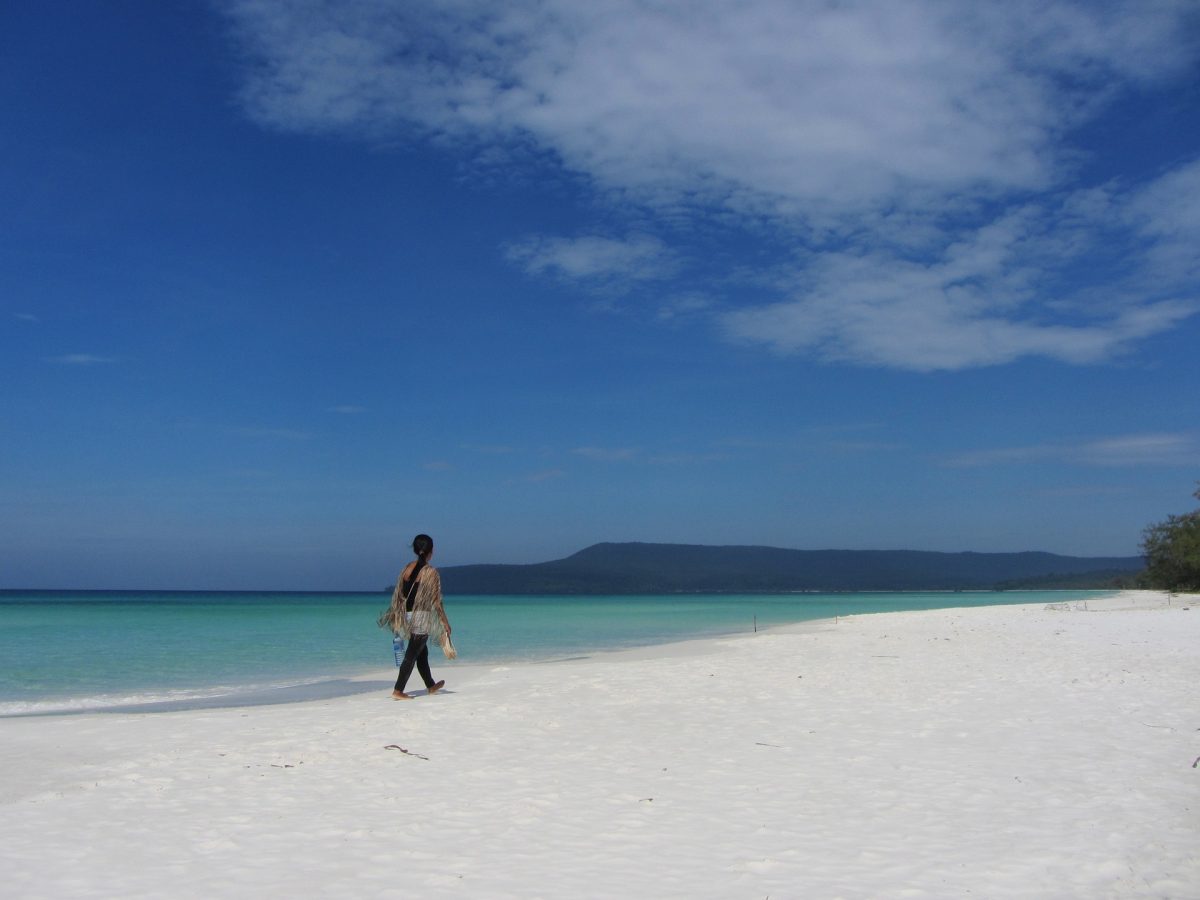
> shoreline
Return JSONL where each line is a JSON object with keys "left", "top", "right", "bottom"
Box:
{"left": 0, "top": 619, "right": 812, "bottom": 719}
{"left": 1, "top": 588, "right": 1135, "bottom": 719}
{"left": 3, "top": 590, "right": 1196, "bottom": 897}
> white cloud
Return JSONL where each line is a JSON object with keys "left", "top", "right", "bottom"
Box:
{"left": 656, "top": 293, "right": 715, "bottom": 322}
{"left": 47, "top": 354, "right": 115, "bottom": 365}
{"left": 720, "top": 175, "right": 1200, "bottom": 370}
{"left": 463, "top": 443, "right": 519, "bottom": 455}
{"left": 572, "top": 446, "right": 637, "bottom": 462}
{"left": 327, "top": 405, "right": 368, "bottom": 414}
{"left": 1078, "top": 434, "right": 1200, "bottom": 467}
{"left": 520, "top": 468, "right": 566, "bottom": 483}
{"left": 15, "top": 313, "right": 39, "bottom": 323}
{"left": 225, "top": 0, "right": 1194, "bottom": 217}
{"left": 233, "top": 426, "right": 312, "bottom": 440}
{"left": 505, "top": 234, "right": 675, "bottom": 284}
{"left": 223, "top": 0, "right": 1200, "bottom": 370}
{"left": 646, "top": 450, "right": 730, "bottom": 465}
{"left": 946, "top": 432, "right": 1199, "bottom": 468}
{"left": 1123, "top": 158, "right": 1200, "bottom": 284}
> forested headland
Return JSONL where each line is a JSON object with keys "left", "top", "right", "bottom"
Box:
{"left": 437, "top": 542, "right": 1143, "bottom": 595}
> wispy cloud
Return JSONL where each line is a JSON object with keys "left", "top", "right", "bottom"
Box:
{"left": 47, "top": 354, "right": 115, "bottom": 365}
{"left": 1122, "top": 160, "right": 1200, "bottom": 286}
{"left": 719, "top": 183, "right": 1200, "bottom": 370}
{"left": 327, "top": 404, "right": 367, "bottom": 414}
{"left": 945, "top": 432, "right": 1199, "bottom": 468}
{"left": 223, "top": 0, "right": 1199, "bottom": 370}
{"left": 520, "top": 468, "right": 566, "bottom": 483}
{"left": 827, "top": 440, "right": 906, "bottom": 454}
{"left": 1078, "top": 434, "right": 1200, "bottom": 467}
{"left": 505, "top": 234, "right": 676, "bottom": 285}
{"left": 572, "top": 446, "right": 637, "bottom": 462}
{"left": 232, "top": 426, "right": 312, "bottom": 441}
{"left": 646, "top": 450, "right": 730, "bottom": 466}
{"left": 656, "top": 293, "right": 715, "bottom": 322}
{"left": 1032, "top": 485, "right": 1136, "bottom": 499}
{"left": 15, "top": 313, "right": 39, "bottom": 323}
{"left": 463, "top": 443, "right": 519, "bottom": 455}
{"left": 226, "top": 1, "right": 1192, "bottom": 212}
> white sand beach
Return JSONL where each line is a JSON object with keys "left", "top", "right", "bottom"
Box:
{"left": 2, "top": 591, "right": 1197, "bottom": 899}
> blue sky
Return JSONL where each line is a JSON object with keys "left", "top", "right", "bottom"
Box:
{"left": 3, "top": 1, "right": 1198, "bottom": 589}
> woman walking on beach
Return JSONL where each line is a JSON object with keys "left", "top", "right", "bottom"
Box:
{"left": 379, "top": 534, "right": 452, "bottom": 699}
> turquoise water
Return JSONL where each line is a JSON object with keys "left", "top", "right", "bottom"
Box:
{"left": 0, "top": 589, "right": 1112, "bottom": 715}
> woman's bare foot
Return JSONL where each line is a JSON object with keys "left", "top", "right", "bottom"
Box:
{"left": 391, "top": 690, "right": 412, "bottom": 700}
{"left": 427, "top": 680, "right": 445, "bottom": 695}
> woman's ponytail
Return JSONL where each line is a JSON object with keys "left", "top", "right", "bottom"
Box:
{"left": 409, "top": 533, "right": 434, "bottom": 580}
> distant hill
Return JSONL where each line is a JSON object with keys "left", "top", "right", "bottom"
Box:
{"left": 438, "top": 542, "right": 1145, "bottom": 594}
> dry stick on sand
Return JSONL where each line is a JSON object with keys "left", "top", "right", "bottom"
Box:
{"left": 384, "top": 745, "right": 429, "bottom": 760}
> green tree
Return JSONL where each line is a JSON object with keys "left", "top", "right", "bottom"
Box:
{"left": 1140, "top": 484, "right": 1200, "bottom": 592}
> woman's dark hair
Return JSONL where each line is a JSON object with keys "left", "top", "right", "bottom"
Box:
{"left": 403, "top": 534, "right": 435, "bottom": 606}
{"left": 412, "top": 534, "right": 434, "bottom": 559}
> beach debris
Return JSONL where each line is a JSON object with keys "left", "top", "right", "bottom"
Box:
{"left": 384, "top": 744, "right": 429, "bottom": 760}
{"left": 1192, "top": 756, "right": 1199, "bottom": 768}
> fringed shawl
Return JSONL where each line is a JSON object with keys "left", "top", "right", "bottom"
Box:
{"left": 378, "top": 564, "right": 448, "bottom": 640}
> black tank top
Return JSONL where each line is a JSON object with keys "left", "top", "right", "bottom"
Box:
{"left": 402, "top": 560, "right": 427, "bottom": 611}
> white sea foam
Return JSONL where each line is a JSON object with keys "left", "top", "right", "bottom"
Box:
{"left": 0, "top": 677, "right": 362, "bottom": 717}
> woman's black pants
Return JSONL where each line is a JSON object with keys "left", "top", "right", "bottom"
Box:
{"left": 395, "top": 634, "right": 434, "bottom": 692}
